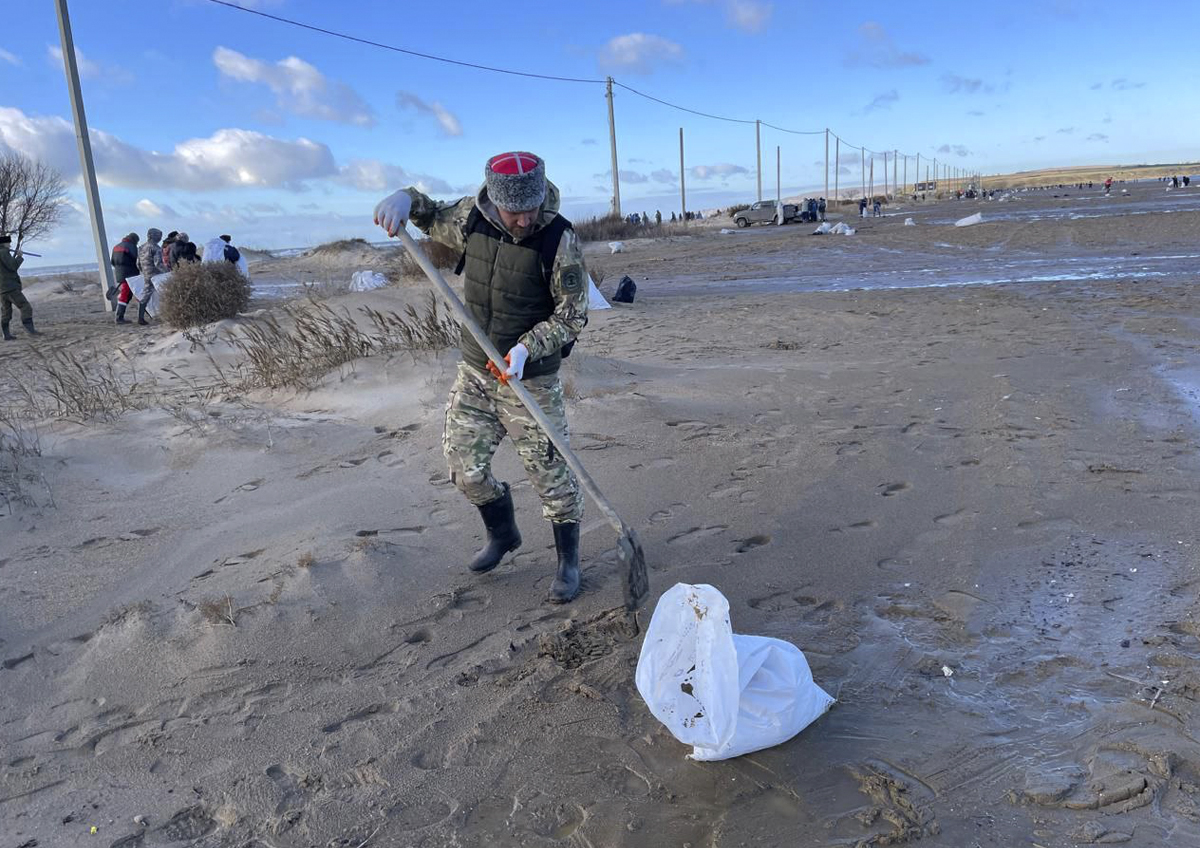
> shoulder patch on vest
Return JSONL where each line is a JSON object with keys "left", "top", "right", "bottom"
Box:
{"left": 561, "top": 266, "right": 583, "bottom": 293}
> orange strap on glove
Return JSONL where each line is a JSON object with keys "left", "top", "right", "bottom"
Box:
{"left": 487, "top": 343, "right": 529, "bottom": 384}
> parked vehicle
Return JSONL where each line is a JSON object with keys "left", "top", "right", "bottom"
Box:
{"left": 733, "top": 200, "right": 799, "bottom": 227}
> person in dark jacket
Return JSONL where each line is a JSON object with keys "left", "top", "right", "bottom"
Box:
{"left": 110, "top": 232, "right": 140, "bottom": 322}
{"left": 170, "top": 232, "right": 200, "bottom": 266}
{"left": 1, "top": 235, "right": 37, "bottom": 339}
{"left": 161, "top": 231, "right": 178, "bottom": 271}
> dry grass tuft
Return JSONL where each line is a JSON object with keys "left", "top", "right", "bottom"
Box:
{"left": 310, "top": 237, "right": 372, "bottom": 255}
{"left": 574, "top": 215, "right": 691, "bottom": 243}
{"left": 228, "top": 293, "right": 459, "bottom": 390}
{"left": 18, "top": 347, "right": 146, "bottom": 421}
{"left": 159, "top": 261, "right": 252, "bottom": 328}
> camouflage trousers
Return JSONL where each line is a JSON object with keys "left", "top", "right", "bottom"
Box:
{"left": 443, "top": 361, "right": 582, "bottom": 524}
{"left": 1, "top": 290, "right": 32, "bottom": 324}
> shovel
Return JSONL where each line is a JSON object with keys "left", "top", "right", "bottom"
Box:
{"left": 394, "top": 228, "right": 649, "bottom": 611}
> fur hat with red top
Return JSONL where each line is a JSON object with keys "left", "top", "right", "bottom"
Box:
{"left": 484, "top": 151, "right": 546, "bottom": 212}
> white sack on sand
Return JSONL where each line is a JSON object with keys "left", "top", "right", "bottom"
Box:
{"left": 954, "top": 212, "right": 983, "bottom": 227}
{"left": 813, "top": 222, "right": 833, "bottom": 235}
{"left": 636, "top": 583, "right": 834, "bottom": 761}
{"left": 349, "top": 271, "right": 389, "bottom": 292}
{"left": 830, "top": 222, "right": 855, "bottom": 236}
{"left": 904, "top": 218, "right": 916, "bottom": 226}
{"left": 588, "top": 275, "right": 610, "bottom": 310}
{"left": 608, "top": 241, "right": 624, "bottom": 254}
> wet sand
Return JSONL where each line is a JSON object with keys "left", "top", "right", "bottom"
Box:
{"left": 2, "top": 182, "right": 1200, "bottom": 847}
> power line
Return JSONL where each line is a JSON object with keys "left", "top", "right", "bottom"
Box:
{"left": 203, "top": 0, "right": 604, "bottom": 84}
{"left": 611, "top": 81, "right": 755, "bottom": 126}
{"left": 760, "top": 121, "right": 823, "bottom": 136}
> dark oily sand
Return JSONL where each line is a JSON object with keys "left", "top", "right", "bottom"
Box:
{"left": 2, "top": 185, "right": 1200, "bottom": 846}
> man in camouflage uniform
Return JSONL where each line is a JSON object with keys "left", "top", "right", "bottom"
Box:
{"left": 0, "top": 234, "right": 37, "bottom": 340}
{"left": 374, "top": 152, "right": 588, "bottom": 603}
{"left": 135, "top": 227, "right": 168, "bottom": 325}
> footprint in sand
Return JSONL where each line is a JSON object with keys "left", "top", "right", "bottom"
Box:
{"left": 338, "top": 458, "right": 369, "bottom": 468}
{"left": 667, "top": 525, "right": 728, "bottom": 545}
{"left": 836, "top": 441, "right": 864, "bottom": 456}
{"left": 749, "top": 591, "right": 820, "bottom": 613}
{"left": 831, "top": 520, "right": 876, "bottom": 533}
{"left": 933, "top": 509, "right": 971, "bottom": 526}
{"left": 879, "top": 482, "right": 911, "bottom": 497}
{"left": 736, "top": 535, "right": 772, "bottom": 553}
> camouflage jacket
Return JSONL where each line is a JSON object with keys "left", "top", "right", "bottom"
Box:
{"left": 404, "top": 180, "right": 588, "bottom": 363}
{"left": 0, "top": 247, "right": 23, "bottom": 293}
{"left": 137, "top": 240, "right": 167, "bottom": 281}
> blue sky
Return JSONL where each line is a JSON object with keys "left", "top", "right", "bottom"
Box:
{"left": 2, "top": 0, "right": 1196, "bottom": 264}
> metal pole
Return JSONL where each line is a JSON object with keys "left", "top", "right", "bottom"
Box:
{"left": 882, "top": 151, "right": 888, "bottom": 199}
{"left": 903, "top": 155, "right": 907, "bottom": 196}
{"left": 55, "top": 0, "right": 115, "bottom": 312}
{"left": 915, "top": 152, "right": 920, "bottom": 193}
{"left": 869, "top": 156, "right": 874, "bottom": 201}
{"left": 835, "top": 137, "right": 840, "bottom": 203}
{"left": 755, "top": 119, "right": 762, "bottom": 202}
{"left": 933, "top": 158, "right": 938, "bottom": 195}
{"left": 776, "top": 145, "right": 781, "bottom": 224}
{"left": 893, "top": 149, "right": 898, "bottom": 198}
{"left": 678, "top": 126, "right": 686, "bottom": 223}
{"left": 824, "top": 128, "right": 829, "bottom": 205}
{"left": 861, "top": 147, "right": 865, "bottom": 200}
{"left": 605, "top": 77, "right": 621, "bottom": 218}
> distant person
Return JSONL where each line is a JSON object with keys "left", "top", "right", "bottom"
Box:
{"left": 873, "top": 199, "right": 882, "bottom": 217}
{"left": 1104, "top": 177, "right": 1113, "bottom": 195}
{"left": 1185, "top": 176, "right": 1191, "bottom": 187}
{"left": 0, "top": 234, "right": 37, "bottom": 340}
{"left": 670, "top": 211, "right": 677, "bottom": 222}
{"left": 135, "top": 228, "right": 168, "bottom": 325}
{"left": 109, "top": 231, "right": 140, "bottom": 323}
{"left": 859, "top": 197, "right": 867, "bottom": 218}
{"left": 161, "top": 231, "right": 179, "bottom": 271}
{"left": 170, "top": 232, "right": 197, "bottom": 266}
{"left": 1173, "top": 175, "right": 1180, "bottom": 189}
{"left": 204, "top": 234, "right": 249, "bottom": 276}
{"left": 818, "top": 197, "right": 827, "bottom": 221}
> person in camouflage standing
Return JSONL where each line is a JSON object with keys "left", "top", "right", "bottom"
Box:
{"left": 135, "top": 227, "right": 168, "bottom": 325}
{"left": 1, "top": 234, "right": 38, "bottom": 340}
{"left": 374, "top": 152, "right": 589, "bottom": 603}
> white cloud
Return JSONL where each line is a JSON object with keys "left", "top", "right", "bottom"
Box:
{"left": 0, "top": 48, "right": 20, "bottom": 66}
{"left": 595, "top": 169, "right": 649, "bottom": 184}
{"left": 134, "top": 199, "right": 178, "bottom": 219}
{"left": 213, "top": 47, "right": 375, "bottom": 127}
{"left": 651, "top": 168, "right": 677, "bottom": 184}
{"left": 1086, "top": 133, "right": 1109, "bottom": 142}
{"left": 936, "top": 144, "right": 971, "bottom": 157}
{"left": 726, "top": 0, "right": 773, "bottom": 32}
{"left": 598, "top": 34, "right": 685, "bottom": 75}
{"left": 0, "top": 107, "right": 338, "bottom": 191}
{"left": 336, "top": 159, "right": 459, "bottom": 196}
{"left": 863, "top": 89, "right": 899, "bottom": 114}
{"left": 395, "top": 91, "right": 463, "bottom": 137}
{"left": 47, "top": 44, "right": 101, "bottom": 78}
{"left": 689, "top": 163, "right": 749, "bottom": 180}
{"left": 942, "top": 73, "right": 994, "bottom": 95}
{"left": 847, "top": 23, "right": 929, "bottom": 68}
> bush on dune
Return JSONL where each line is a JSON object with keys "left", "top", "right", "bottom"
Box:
{"left": 159, "top": 261, "right": 252, "bottom": 328}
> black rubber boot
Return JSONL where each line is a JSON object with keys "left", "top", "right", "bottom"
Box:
{"left": 548, "top": 522, "right": 581, "bottom": 603}
{"left": 1, "top": 322, "right": 13, "bottom": 341}
{"left": 115, "top": 304, "right": 127, "bottom": 324}
{"left": 21, "top": 318, "right": 38, "bottom": 336}
{"left": 468, "top": 484, "right": 521, "bottom": 573}
{"left": 137, "top": 303, "right": 148, "bottom": 325}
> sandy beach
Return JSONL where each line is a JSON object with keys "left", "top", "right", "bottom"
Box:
{"left": 3, "top": 181, "right": 1200, "bottom": 847}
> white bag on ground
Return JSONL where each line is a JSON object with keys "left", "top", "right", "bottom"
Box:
{"left": 904, "top": 217, "right": 916, "bottom": 226}
{"left": 830, "top": 222, "right": 856, "bottom": 236}
{"left": 349, "top": 270, "right": 389, "bottom": 292}
{"left": 636, "top": 583, "right": 834, "bottom": 761}
{"left": 813, "top": 221, "right": 833, "bottom": 235}
{"left": 587, "top": 275, "right": 610, "bottom": 310}
{"left": 608, "top": 241, "right": 624, "bottom": 254}
{"left": 954, "top": 212, "right": 983, "bottom": 227}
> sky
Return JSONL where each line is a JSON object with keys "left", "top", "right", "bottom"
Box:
{"left": 2, "top": 0, "right": 1196, "bottom": 265}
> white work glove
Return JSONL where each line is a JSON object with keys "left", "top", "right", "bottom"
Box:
{"left": 373, "top": 189, "right": 412, "bottom": 236}
{"left": 487, "top": 343, "right": 529, "bottom": 384}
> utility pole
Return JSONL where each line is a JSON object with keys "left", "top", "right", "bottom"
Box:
{"left": 776, "top": 145, "right": 782, "bottom": 225}
{"left": 860, "top": 147, "right": 865, "bottom": 200}
{"left": 915, "top": 152, "right": 920, "bottom": 192}
{"left": 903, "top": 155, "right": 907, "bottom": 196}
{"left": 824, "top": 128, "right": 830, "bottom": 204}
{"left": 933, "top": 158, "right": 938, "bottom": 194}
{"left": 834, "top": 137, "right": 840, "bottom": 203}
{"left": 893, "top": 150, "right": 898, "bottom": 197}
{"left": 678, "top": 127, "right": 686, "bottom": 224}
{"left": 605, "top": 77, "right": 621, "bottom": 218}
{"left": 883, "top": 151, "right": 888, "bottom": 199}
{"left": 55, "top": 0, "right": 115, "bottom": 312}
{"left": 755, "top": 119, "right": 762, "bottom": 202}
{"left": 869, "top": 155, "right": 874, "bottom": 201}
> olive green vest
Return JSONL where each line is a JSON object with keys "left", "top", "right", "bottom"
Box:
{"left": 459, "top": 212, "right": 569, "bottom": 379}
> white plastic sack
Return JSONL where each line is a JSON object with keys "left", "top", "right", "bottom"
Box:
{"left": 830, "top": 222, "right": 856, "bottom": 236}
{"left": 125, "top": 272, "right": 167, "bottom": 317}
{"left": 812, "top": 222, "right": 833, "bottom": 235}
{"left": 587, "top": 275, "right": 610, "bottom": 310}
{"left": 954, "top": 212, "right": 983, "bottom": 227}
{"left": 719, "top": 228, "right": 736, "bottom": 234}
{"left": 608, "top": 241, "right": 625, "bottom": 254}
{"left": 904, "top": 217, "right": 916, "bottom": 226}
{"left": 635, "top": 583, "right": 834, "bottom": 761}
{"left": 203, "top": 237, "right": 251, "bottom": 279}
{"left": 349, "top": 270, "right": 388, "bottom": 292}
